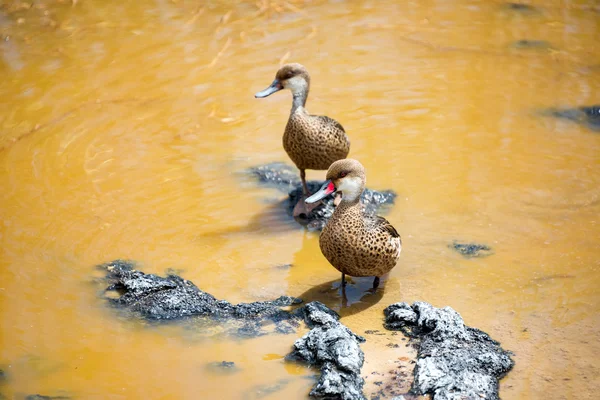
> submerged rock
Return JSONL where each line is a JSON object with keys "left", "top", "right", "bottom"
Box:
{"left": 248, "top": 162, "right": 301, "bottom": 192}
{"left": 286, "top": 302, "right": 367, "bottom": 400}
{"left": 546, "top": 105, "right": 600, "bottom": 132}
{"left": 248, "top": 162, "right": 396, "bottom": 230}
{"left": 450, "top": 241, "right": 493, "bottom": 258}
{"left": 244, "top": 378, "right": 291, "bottom": 400}
{"left": 384, "top": 302, "right": 514, "bottom": 400}
{"left": 205, "top": 361, "right": 240, "bottom": 375}
{"left": 503, "top": 3, "right": 540, "bottom": 13}
{"left": 510, "top": 39, "right": 551, "bottom": 49}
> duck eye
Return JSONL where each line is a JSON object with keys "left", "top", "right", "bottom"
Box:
{"left": 339, "top": 171, "right": 347, "bottom": 178}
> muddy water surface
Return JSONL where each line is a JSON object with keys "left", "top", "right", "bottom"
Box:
{"left": 1, "top": 0, "right": 599, "bottom": 399}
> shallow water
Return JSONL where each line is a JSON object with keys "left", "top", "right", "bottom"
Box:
{"left": 1, "top": 0, "right": 599, "bottom": 398}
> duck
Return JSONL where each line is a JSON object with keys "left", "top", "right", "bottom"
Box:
{"left": 305, "top": 159, "right": 401, "bottom": 290}
{"left": 255, "top": 63, "right": 350, "bottom": 217}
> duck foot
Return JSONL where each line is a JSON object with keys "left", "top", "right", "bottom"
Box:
{"left": 293, "top": 195, "right": 322, "bottom": 218}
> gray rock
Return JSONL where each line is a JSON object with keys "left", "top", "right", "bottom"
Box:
{"left": 248, "top": 162, "right": 302, "bottom": 191}
{"left": 248, "top": 162, "right": 396, "bottom": 231}
{"left": 546, "top": 105, "right": 600, "bottom": 132}
{"left": 449, "top": 241, "right": 493, "bottom": 258}
{"left": 287, "top": 302, "right": 366, "bottom": 400}
{"left": 100, "top": 260, "right": 302, "bottom": 337}
{"left": 384, "top": 302, "right": 514, "bottom": 400}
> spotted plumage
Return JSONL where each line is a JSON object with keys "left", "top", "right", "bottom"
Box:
{"left": 255, "top": 63, "right": 350, "bottom": 199}
{"left": 305, "top": 159, "right": 402, "bottom": 288}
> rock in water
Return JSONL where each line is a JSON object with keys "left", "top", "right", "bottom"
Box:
{"left": 546, "top": 105, "right": 600, "bottom": 132}
{"left": 248, "top": 162, "right": 301, "bottom": 192}
{"left": 248, "top": 162, "right": 396, "bottom": 231}
{"left": 205, "top": 361, "right": 240, "bottom": 375}
{"left": 287, "top": 302, "right": 367, "bottom": 400}
{"left": 384, "top": 302, "right": 514, "bottom": 400}
{"left": 99, "top": 261, "right": 369, "bottom": 399}
{"left": 450, "top": 241, "right": 493, "bottom": 258}
{"left": 100, "top": 260, "right": 301, "bottom": 333}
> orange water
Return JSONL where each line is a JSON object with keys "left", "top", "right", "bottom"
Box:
{"left": 1, "top": 0, "right": 599, "bottom": 399}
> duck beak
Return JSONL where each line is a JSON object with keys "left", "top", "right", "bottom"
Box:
{"left": 305, "top": 180, "right": 336, "bottom": 204}
{"left": 255, "top": 79, "right": 283, "bottom": 98}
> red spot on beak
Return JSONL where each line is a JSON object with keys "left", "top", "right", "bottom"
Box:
{"left": 326, "top": 181, "right": 335, "bottom": 194}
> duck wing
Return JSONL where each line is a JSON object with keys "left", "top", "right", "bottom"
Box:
{"left": 368, "top": 215, "right": 401, "bottom": 239}
{"left": 313, "top": 115, "right": 346, "bottom": 133}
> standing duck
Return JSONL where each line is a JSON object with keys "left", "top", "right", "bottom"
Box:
{"left": 305, "top": 159, "right": 401, "bottom": 289}
{"left": 255, "top": 63, "right": 350, "bottom": 217}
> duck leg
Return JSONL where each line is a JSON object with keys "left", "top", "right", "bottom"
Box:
{"left": 300, "top": 169, "right": 310, "bottom": 196}
{"left": 372, "top": 276, "right": 380, "bottom": 290}
{"left": 341, "top": 273, "right": 346, "bottom": 287}
{"left": 293, "top": 169, "right": 322, "bottom": 218}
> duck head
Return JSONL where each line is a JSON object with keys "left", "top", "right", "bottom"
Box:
{"left": 255, "top": 63, "right": 311, "bottom": 100}
{"left": 305, "top": 159, "right": 366, "bottom": 204}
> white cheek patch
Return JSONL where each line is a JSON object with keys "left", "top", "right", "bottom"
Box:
{"left": 337, "top": 177, "right": 362, "bottom": 201}
{"left": 284, "top": 76, "right": 308, "bottom": 93}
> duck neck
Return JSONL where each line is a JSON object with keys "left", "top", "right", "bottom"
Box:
{"left": 332, "top": 196, "right": 361, "bottom": 221}
{"left": 337, "top": 193, "right": 361, "bottom": 210}
{"left": 288, "top": 77, "right": 310, "bottom": 113}
{"left": 292, "top": 91, "right": 307, "bottom": 113}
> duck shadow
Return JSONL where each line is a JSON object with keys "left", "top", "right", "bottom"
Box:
{"left": 294, "top": 276, "right": 396, "bottom": 317}
{"left": 194, "top": 199, "right": 301, "bottom": 240}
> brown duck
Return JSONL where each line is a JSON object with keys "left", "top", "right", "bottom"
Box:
{"left": 255, "top": 63, "right": 350, "bottom": 217}
{"left": 305, "top": 159, "right": 402, "bottom": 289}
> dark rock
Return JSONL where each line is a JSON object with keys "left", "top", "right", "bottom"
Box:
{"left": 101, "top": 259, "right": 301, "bottom": 322}
{"left": 286, "top": 302, "right": 366, "bottom": 400}
{"left": 248, "top": 163, "right": 396, "bottom": 231}
{"left": 100, "top": 260, "right": 305, "bottom": 337}
{"left": 205, "top": 361, "right": 240, "bottom": 375}
{"left": 450, "top": 241, "right": 493, "bottom": 258}
{"left": 384, "top": 302, "right": 514, "bottom": 400}
{"left": 546, "top": 105, "right": 600, "bottom": 132}
{"left": 248, "top": 162, "right": 301, "bottom": 192}
{"left": 99, "top": 261, "right": 369, "bottom": 399}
